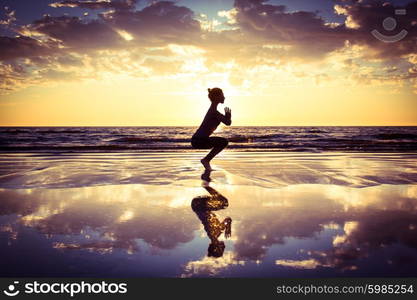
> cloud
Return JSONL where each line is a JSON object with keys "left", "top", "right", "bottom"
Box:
{"left": 0, "top": 0, "right": 416, "bottom": 94}
{"left": 49, "top": 0, "right": 138, "bottom": 10}
{"left": 142, "top": 57, "right": 183, "bottom": 75}
{"left": 233, "top": 0, "right": 416, "bottom": 60}
{"left": 275, "top": 258, "right": 325, "bottom": 269}
{"left": 0, "top": 187, "right": 199, "bottom": 253}
{"left": 218, "top": 8, "right": 238, "bottom": 26}
{"left": 0, "top": 1, "right": 206, "bottom": 93}
{"left": 0, "top": 36, "right": 58, "bottom": 61}
{"left": 22, "top": 15, "right": 123, "bottom": 50}
{"left": 231, "top": 183, "right": 417, "bottom": 263}
{"left": 53, "top": 240, "right": 139, "bottom": 255}
{"left": 333, "top": 0, "right": 417, "bottom": 59}
{"left": 181, "top": 252, "right": 245, "bottom": 277}
{"left": 0, "top": 6, "right": 16, "bottom": 26}
{"left": 101, "top": 1, "right": 201, "bottom": 45}
{"left": 233, "top": 0, "right": 352, "bottom": 59}
{"left": 19, "top": 1, "right": 202, "bottom": 51}
{"left": 301, "top": 211, "right": 417, "bottom": 271}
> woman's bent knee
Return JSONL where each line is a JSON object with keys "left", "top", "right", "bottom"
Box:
{"left": 191, "top": 138, "right": 211, "bottom": 149}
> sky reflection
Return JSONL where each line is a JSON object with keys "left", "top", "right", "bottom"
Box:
{"left": 0, "top": 182, "right": 416, "bottom": 277}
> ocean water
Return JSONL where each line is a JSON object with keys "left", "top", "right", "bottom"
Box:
{"left": 1, "top": 126, "right": 417, "bottom": 152}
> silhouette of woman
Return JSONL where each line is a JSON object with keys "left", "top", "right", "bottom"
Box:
{"left": 191, "top": 88, "right": 232, "bottom": 171}
{"left": 191, "top": 183, "right": 232, "bottom": 258}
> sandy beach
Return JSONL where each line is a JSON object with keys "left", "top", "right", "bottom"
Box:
{"left": 1, "top": 151, "right": 417, "bottom": 277}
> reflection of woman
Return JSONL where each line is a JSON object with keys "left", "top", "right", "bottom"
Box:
{"left": 191, "top": 185, "right": 232, "bottom": 258}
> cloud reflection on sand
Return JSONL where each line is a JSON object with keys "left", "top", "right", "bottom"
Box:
{"left": 0, "top": 185, "right": 200, "bottom": 255}
{"left": 1, "top": 180, "right": 416, "bottom": 277}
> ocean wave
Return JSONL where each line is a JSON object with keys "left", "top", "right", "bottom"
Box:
{"left": 373, "top": 133, "right": 417, "bottom": 140}
{"left": 1, "top": 126, "right": 416, "bottom": 152}
{"left": 111, "top": 136, "right": 190, "bottom": 143}
{"left": 0, "top": 129, "right": 90, "bottom": 134}
{"left": 1, "top": 142, "right": 417, "bottom": 152}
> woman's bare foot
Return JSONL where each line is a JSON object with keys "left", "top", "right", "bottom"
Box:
{"left": 200, "top": 158, "right": 212, "bottom": 171}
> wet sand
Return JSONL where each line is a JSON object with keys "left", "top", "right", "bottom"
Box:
{"left": 0, "top": 151, "right": 417, "bottom": 277}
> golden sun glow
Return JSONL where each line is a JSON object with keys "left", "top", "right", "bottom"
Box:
{"left": 0, "top": 0, "right": 416, "bottom": 126}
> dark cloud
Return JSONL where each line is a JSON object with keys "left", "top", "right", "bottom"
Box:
{"left": 25, "top": 15, "right": 123, "bottom": 49}
{"left": 15, "top": 1, "right": 201, "bottom": 52}
{"left": 3, "top": 0, "right": 415, "bottom": 62}
{"left": 233, "top": 0, "right": 352, "bottom": 59}
{"left": 0, "top": 36, "right": 58, "bottom": 60}
{"left": 50, "top": 0, "right": 138, "bottom": 10}
{"left": 101, "top": 1, "right": 201, "bottom": 45}
{"left": 233, "top": 0, "right": 417, "bottom": 59}
{"left": 334, "top": 0, "right": 417, "bottom": 59}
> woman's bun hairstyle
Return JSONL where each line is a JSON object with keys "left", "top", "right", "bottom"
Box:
{"left": 207, "top": 87, "right": 222, "bottom": 102}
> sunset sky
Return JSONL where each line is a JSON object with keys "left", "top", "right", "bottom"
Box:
{"left": 0, "top": 0, "right": 416, "bottom": 126}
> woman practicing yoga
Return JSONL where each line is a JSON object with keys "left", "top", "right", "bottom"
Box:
{"left": 191, "top": 88, "right": 232, "bottom": 170}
